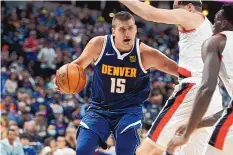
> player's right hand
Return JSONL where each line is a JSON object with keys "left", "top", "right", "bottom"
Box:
{"left": 175, "top": 124, "right": 187, "bottom": 136}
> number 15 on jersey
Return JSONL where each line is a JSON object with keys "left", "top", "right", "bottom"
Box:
{"left": 110, "top": 78, "right": 126, "bottom": 93}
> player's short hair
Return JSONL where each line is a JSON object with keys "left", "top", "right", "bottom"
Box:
{"left": 112, "top": 11, "right": 135, "bottom": 28}
{"left": 178, "top": 0, "right": 202, "bottom": 11}
{"left": 221, "top": 3, "right": 233, "bottom": 25}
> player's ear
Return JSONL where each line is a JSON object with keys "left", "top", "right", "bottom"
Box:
{"left": 187, "top": 3, "right": 193, "bottom": 12}
{"left": 112, "top": 28, "right": 115, "bottom": 36}
{"left": 221, "top": 20, "right": 228, "bottom": 30}
{"left": 134, "top": 24, "right": 137, "bottom": 33}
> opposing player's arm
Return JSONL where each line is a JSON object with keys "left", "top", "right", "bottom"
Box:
{"left": 120, "top": 0, "right": 197, "bottom": 26}
{"left": 197, "top": 109, "right": 225, "bottom": 128}
{"left": 71, "top": 36, "right": 105, "bottom": 69}
{"left": 140, "top": 43, "right": 179, "bottom": 77}
{"left": 182, "top": 35, "right": 225, "bottom": 139}
{"left": 167, "top": 34, "right": 225, "bottom": 152}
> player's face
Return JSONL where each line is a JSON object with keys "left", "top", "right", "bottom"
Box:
{"left": 112, "top": 19, "right": 137, "bottom": 48}
{"left": 213, "top": 10, "right": 227, "bottom": 34}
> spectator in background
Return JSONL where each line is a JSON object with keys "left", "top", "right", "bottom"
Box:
{"left": 53, "top": 136, "right": 75, "bottom": 155}
{"left": 35, "top": 112, "right": 48, "bottom": 141}
{"left": 1, "top": 110, "right": 9, "bottom": 139}
{"left": 18, "top": 108, "right": 34, "bottom": 127}
{"left": 71, "top": 106, "right": 81, "bottom": 128}
{"left": 96, "top": 135, "right": 116, "bottom": 155}
{"left": 24, "top": 120, "right": 42, "bottom": 142}
{"left": 65, "top": 127, "right": 76, "bottom": 150}
{"left": 30, "top": 95, "right": 55, "bottom": 122}
{"left": 53, "top": 47, "right": 63, "bottom": 69}
{"left": 23, "top": 30, "right": 39, "bottom": 62}
{"left": 40, "top": 137, "right": 57, "bottom": 155}
{"left": 10, "top": 8, "right": 20, "bottom": 28}
{"left": 2, "top": 17, "right": 17, "bottom": 45}
{"left": 55, "top": 117, "right": 67, "bottom": 137}
{"left": 18, "top": 101, "right": 27, "bottom": 114}
{"left": 1, "top": 96, "right": 19, "bottom": 124}
{"left": 37, "top": 40, "right": 56, "bottom": 79}
{"left": 1, "top": 67, "right": 8, "bottom": 95}
{"left": 62, "top": 95, "right": 76, "bottom": 120}
{"left": 20, "top": 133, "right": 37, "bottom": 155}
{"left": 1, "top": 44, "right": 10, "bottom": 67}
{"left": 4, "top": 72, "right": 18, "bottom": 95}
{"left": 0, "top": 128, "right": 25, "bottom": 155}
{"left": 44, "top": 13, "right": 56, "bottom": 28}
{"left": 47, "top": 124, "right": 57, "bottom": 137}
{"left": 9, "top": 124, "right": 21, "bottom": 140}
{"left": 79, "top": 96, "right": 90, "bottom": 118}
{"left": 51, "top": 103, "right": 68, "bottom": 136}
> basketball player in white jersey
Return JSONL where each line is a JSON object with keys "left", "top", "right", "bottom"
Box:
{"left": 120, "top": 1, "right": 223, "bottom": 155}
{"left": 168, "top": 4, "right": 233, "bottom": 155}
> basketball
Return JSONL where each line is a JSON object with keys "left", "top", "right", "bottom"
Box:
{"left": 56, "top": 63, "right": 86, "bottom": 94}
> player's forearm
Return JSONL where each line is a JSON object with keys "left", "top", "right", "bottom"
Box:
{"left": 197, "top": 110, "right": 224, "bottom": 128}
{"left": 70, "top": 59, "right": 89, "bottom": 70}
{"left": 120, "top": 0, "right": 157, "bottom": 21}
{"left": 184, "top": 86, "right": 215, "bottom": 138}
{"left": 164, "top": 60, "right": 179, "bottom": 77}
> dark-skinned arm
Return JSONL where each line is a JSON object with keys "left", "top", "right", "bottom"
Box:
{"left": 183, "top": 34, "right": 225, "bottom": 138}
{"left": 197, "top": 109, "right": 225, "bottom": 128}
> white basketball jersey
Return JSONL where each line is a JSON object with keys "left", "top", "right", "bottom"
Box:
{"left": 219, "top": 31, "right": 233, "bottom": 99}
{"left": 178, "top": 16, "right": 213, "bottom": 82}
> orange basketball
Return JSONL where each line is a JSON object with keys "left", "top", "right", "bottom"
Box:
{"left": 56, "top": 63, "right": 86, "bottom": 94}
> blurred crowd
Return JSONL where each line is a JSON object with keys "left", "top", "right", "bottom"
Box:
{"left": 1, "top": 1, "right": 231, "bottom": 155}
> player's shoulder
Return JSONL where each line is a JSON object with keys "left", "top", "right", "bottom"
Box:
{"left": 87, "top": 36, "right": 106, "bottom": 54}
{"left": 139, "top": 41, "right": 159, "bottom": 54}
{"left": 138, "top": 42, "right": 152, "bottom": 58}
{"left": 204, "top": 33, "right": 226, "bottom": 44}
{"left": 138, "top": 41, "right": 150, "bottom": 52}
{"left": 203, "top": 33, "right": 226, "bottom": 53}
{"left": 138, "top": 41, "right": 163, "bottom": 60}
{"left": 90, "top": 36, "right": 106, "bottom": 45}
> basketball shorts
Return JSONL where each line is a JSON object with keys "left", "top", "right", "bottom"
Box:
{"left": 205, "top": 103, "right": 233, "bottom": 155}
{"left": 147, "top": 82, "right": 223, "bottom": 155}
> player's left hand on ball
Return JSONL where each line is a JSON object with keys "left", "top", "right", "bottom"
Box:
{"left": 167, "top": 135, "right": 189, "bottom": 153}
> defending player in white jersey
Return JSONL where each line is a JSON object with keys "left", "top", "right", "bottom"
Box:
{"left": 168, "top": 4, "right": 233, "bottom": 155}
{"left": 120, "top": 1, "right": 223, "bottom": 155}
